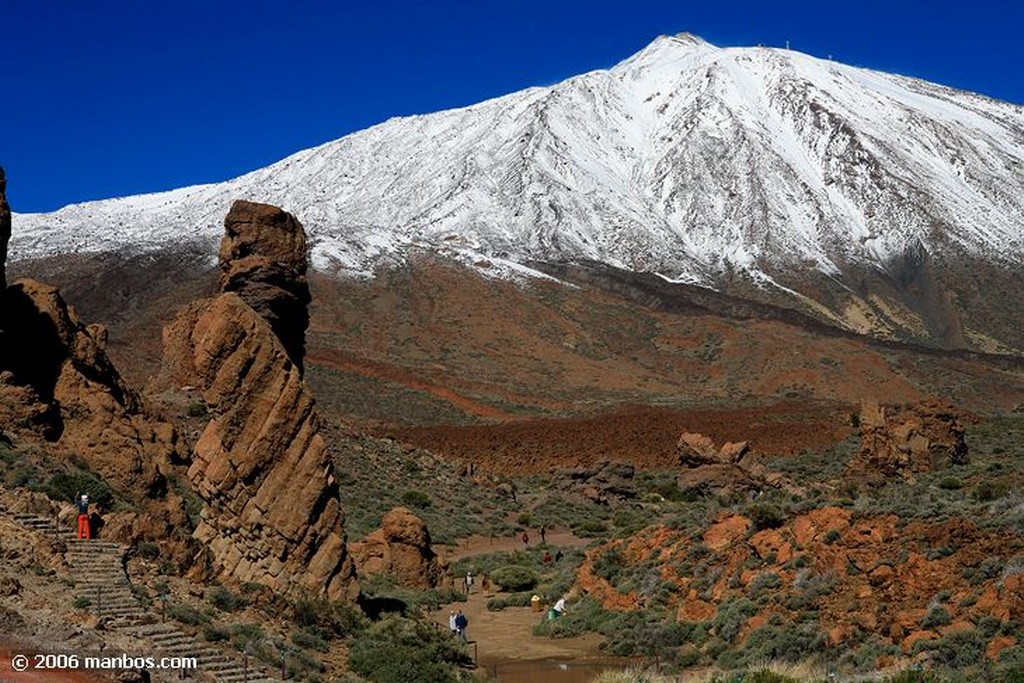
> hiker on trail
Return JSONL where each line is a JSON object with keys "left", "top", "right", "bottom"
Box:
{"left": 481, "top": 574, "right": 489, "bottom": 595}
{"left": 74, "top": 492, "right": 90, "bottom": 540}
{"left": 522, "top": 530, "right": 529, "bottom": 547}
{"left": 542, "top": 551, "right": 553, "bottom": 563}
{"left": 540, "top": 525, "right": 546, "bottom": 545}
{"left": 454, "top": 609, "right": 468, "bottom": 642}
{"left": 554, "top": 550, "right": 564, "bottom": 562}
{"left": 553, "top": 597, "right": 567, "bottom": 617}
{"left": 448, "top": 609, "right": 458, "bottom": 636}
{"left": 465, "top": 571, "right": 473, "bottom": 594}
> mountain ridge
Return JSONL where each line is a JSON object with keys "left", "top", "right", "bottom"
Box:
{"left": 10, "top": 35, "right": 1024, "bottom": 351}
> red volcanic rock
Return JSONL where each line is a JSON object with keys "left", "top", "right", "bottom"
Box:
{"left": 849, "top": 400, "right": 968, "bottom": 485}
{"left": 349, "top": 507, "right": 444, "bottom": 589}
{"left": 703, "top": 515, "right": 751, "bottom": 551}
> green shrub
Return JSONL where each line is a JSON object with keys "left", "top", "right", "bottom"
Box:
{"left": 711, "top": 597, "right": 757, "bottom": 643}
{"left": 293, "top": 597, "right": 366, "bottom": 638}
{"left": 229, "top": 623, "right": 264, "bottom": 650}
{"left": 974, "top": 481, "right": 1010, "bottom": 502}
{"left": 42, "top": 470, "right": 115, "bottom": 509}
{"left": 291, "top": 627, "right": 330, "bottom": 652}
{"left": 748, "top": 572, "right": 782, "bottom": 599}
{"left": 490, "top": 565, "right": 539, "bottom": 592}
{"left": 937, "top": 476, "right": 963, "bottom": 490}
{"left": 746, "top": 503, "right": 786, "bottom": 531}
{"left": 167, "top": 603, "right": 209, "bottom": 626}
{"left": 202, "top": 625, "right": 230, "bottom": 642}
{"left": 72, "top": 596, "right": 92, "bottom": 609}
{"left": 400, "top": 490, "right": 431, "bottom": 509}
{"left": 486, "top": 592, "right": 534, "bottom": 611}
{"left": 731, "top": 620, "right": 828, "bottom": 666}
{"left": 136, "top": 541, "right": 160, "bottom": 560}
{"left": 348, "top": 615, "right": 471, "bottom": 683}
{"left": 208, "top": 585, "right": 247, "bottom": 612}
{"left": 592, "top": 547, "right": 626, "bottom": 584}
{"left": 186, "top": 402, "right": 208, "bottom": 418}
{"left": 912, "top": 628, "right": 986, "bottom": 669}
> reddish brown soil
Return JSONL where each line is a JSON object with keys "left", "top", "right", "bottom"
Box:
{"left": 389, "top": 401, "right": 853, "bottom": 475}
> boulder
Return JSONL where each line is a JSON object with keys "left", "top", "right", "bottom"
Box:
{"left": 848, "top": 400, "right": 968, "bottom": 485}
{"left": 349, "top": 507, "right": 444, "bottom": 589}
{"left": 552, "top": 460, "right": 636, "bottom": 505}
{"left": 677, "top": 431, "right": 799, "bottom": 496}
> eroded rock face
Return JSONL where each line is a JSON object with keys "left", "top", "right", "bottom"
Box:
{"left": 676, "top": 431, "right": 799, "bottom": 495}
{"left": 552, "top": 461, "right": 636, "bottom": 506}
{"left": 1, "top": 167, "right": 10, "bottom": 287}
{"left": 181, "top": 293, "right": 356, "bottom": 600}
{"left": 0, "top": 279, "right": 179, "bottom": 497}
{"left": 164, "top": 202, "right": 357, "bottom": 601}
{"left": 218, "top": 200, "right": 310, "bottom": 373}
{"left": 848, "top": 400, "right": 968, "bottom": 486}
{"left": 349, "top": 507, "right": 443, "bottom": 589}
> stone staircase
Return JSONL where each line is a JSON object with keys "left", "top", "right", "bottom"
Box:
{"left": 1, "top": 501, "right": 280, "bottom": 683}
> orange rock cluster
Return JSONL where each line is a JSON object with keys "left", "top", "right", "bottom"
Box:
{"left": 577, "top": 507, "right": 1023, "bottom": 663}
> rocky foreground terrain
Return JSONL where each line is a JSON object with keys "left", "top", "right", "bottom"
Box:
{"left": 3, "top": 164, "right": 1024, "bottom": 682}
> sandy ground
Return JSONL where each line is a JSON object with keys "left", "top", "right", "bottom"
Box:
{"left": 430, "top": 527, "right": 608, "bottom": 670}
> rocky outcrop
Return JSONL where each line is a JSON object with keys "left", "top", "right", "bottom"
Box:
{"left": 218, "top": 200, "right": 310, "bottom": 373}
{"left": 577, "top": 509, "right": 1024, "bottom": 666}
{"left": 0, "top": 277, "right": 180, "bottom": 497}
{"left": 349, "top": 507, "right": 443, "bottom": 589}
{"left": 1, "top": 167, "right": 10, "bottom": 287}
{"left": 163, "top": 201, "right": 357, "bottom": 601}
{"left": 676, "top": 432, "right": 799, "bottom": 495}
{"left": 552, "top": 460, "right": 636, "bottom": 505}
{"left": 848, "top": 400, "right": 969, "bottom": 486}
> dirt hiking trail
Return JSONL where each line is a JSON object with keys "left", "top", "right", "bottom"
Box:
{"left": 431, "top": 527, "right": 607, "bottom": 668}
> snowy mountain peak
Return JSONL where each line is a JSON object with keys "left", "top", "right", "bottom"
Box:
{"left": 11, "top": 36, "right": 1024, "bottom": 346}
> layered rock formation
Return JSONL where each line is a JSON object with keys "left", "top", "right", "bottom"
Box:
{"left": 349, "top": 507, "right": 443, "bottom": 589}
{"left": 848, "top": 400, "right": 969, "bottom": 486}
{"left": 676, "top": 432, "right": 800, "bottom": 495}
{"left": 163, "top": 200, "right": 356, "bottom": 600}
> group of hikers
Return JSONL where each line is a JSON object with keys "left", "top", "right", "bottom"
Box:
{"left": 448, "top": 608, "right": 469, "bottom": 641}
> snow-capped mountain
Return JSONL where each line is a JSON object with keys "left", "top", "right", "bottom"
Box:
{"left": 11, "top": 34, "right": 1024, "bottom": 350}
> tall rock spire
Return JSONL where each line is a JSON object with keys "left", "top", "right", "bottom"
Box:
{"left": 160, "top": 200, "right": 358, "bottom": 601}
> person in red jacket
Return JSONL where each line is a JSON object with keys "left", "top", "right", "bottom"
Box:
{"left": 75, "top": 493, "right": 90, "bottom": 539}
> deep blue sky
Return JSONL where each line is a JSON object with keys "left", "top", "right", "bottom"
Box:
{"left": 3, "top": 0, "right": 1022, "bottom": 213}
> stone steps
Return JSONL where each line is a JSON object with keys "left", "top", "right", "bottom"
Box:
{"left": 4, "top": 502, "right": 280, "bottom": 683}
